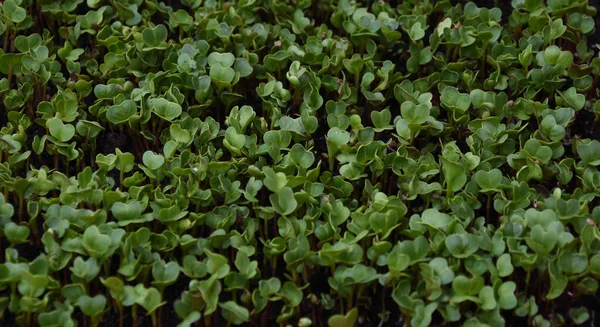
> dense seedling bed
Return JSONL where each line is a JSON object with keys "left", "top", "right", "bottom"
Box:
{"left": 1, "top": 0, "right": 600, "bottom": 326}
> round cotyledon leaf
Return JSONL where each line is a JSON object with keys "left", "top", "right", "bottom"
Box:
{"left": 474, "top": 168, "right": 504, "bottom": 192}
{"left": 270, "top": 187, "right": 297, "bottom": 216}
{"left": 150, "top": 98, "right": 182, "bottom": 121}
{"left": 106, "top": 100, "right": 137, "bottom": 125}
{"left": 78, "top": 294, "right": 107, "bottom": 317}
{"left": 142, "top": 151, "right": 165, "bottom": 170}
{"left": 47, "top": 118, "right": 75, "bottom": 142}
{"left": 401, "top": 101, "right": 430, "bottom": 125}
{"left": 445, "top": 233, "right": 479, "bottom": 258}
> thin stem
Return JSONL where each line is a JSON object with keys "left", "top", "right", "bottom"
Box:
{"left": 272, "top": 212, "right": 278, "bottom": 237}
{"left": 120, "top": 169, "right": 124, "bottom": 190}
{"left": 157, "top": 305, "right": 162, "bottom": 327}
{"left": 486, "top": 193, "right": 492, "bottom": 225}
{"left": 347, "top": 286, "right": 353, "bottom": 309}
{"left": 132, "top": 305, "right": 138, "bottom": 327}
{"left": 302, "top": 264, "right": 309, "bottom": 284}
{"left": 118, "top": 303, "right": 125, "bottom": 327}
{"left": 481, "top": 44, "right": 487, "bottom": 82}
{"left": 3, "top": 25, "right": 10, "bottom": 52}
{"left": 380, "top": 286, "right": 387, "bottom": 326}
{"left": 7, "top": 64, "right": 13, "bottom": 92}
{"left": 54, "top": 153, "right": 59, "bottom": 171}
{"left": 291, "top": 266, "right": 299, "bottom": 285}
{"left": 271, "top": 256, "right": 277, "bottom": 277}
{"left": 590, "top": 71, "right": 600, "bottom": 98}
{"left": 151, "top": 311, "right": 157, "bottom": 327}
{"left": 18, "top": 196, "right": 23, "bottom": 224}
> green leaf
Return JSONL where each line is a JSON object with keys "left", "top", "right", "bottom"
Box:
{"left": 411, "top": 302, "right": 437, "bottom": 327}
{"left": 289, "top": 144, "right": 315, "bottom": 169}
{"left": 328, "top": 307, "right": 358, "bottom": 327}
{"left": 567, "top": 13, "right": 595, "bottom": 34}
{"left": 177, "top": 312, "right": 201, "bottom": 327}
{"left": 219, "top": 301, "right": 250, "bottom": 325}
{"left": 78, "top": 295, "right": 106, "bottom": 317}
{"left": 409, "top": 22, "right": 425, "bottom": 41}
{"left": 138, "top": 287, "right": 163, "bottom": 314}
{"left": 234, "top": 58, "right": 253, "bottom": 77}
{"left": 38, "top": 309, "right": 74, "bottom": 327}
{"left": 4, "top": 0, "right": 27, "bottom": 23}
{"left": 58, "top": 41, "right": 84, "bottom": 61}
{"left": 234, "top": 251, "right": 258, "bottom": 279}
{"left": 115, "top": 149, "right": 135, "bottom": 172}
{"left": 142, "top": 25, "right": 168, "bottom": 48}
{"left": 282, "top": 281, "right": 303, "bottom": 306}
{"left": 401, "top": 101, "right": 430, "bottom": 125}
{"left": 445, "top": 234, "right": 479, "bottom": 258}
{"left": 208, "top": 52, "right": 235, "bottom": 68}
{"left": 390, "top": 236, "right": 429, "bottom": 268}
{"left": 224, "top": 127, "right": 246, "bottom": 156}
{"left": 369, "top": 210, "right": 400, "bottom": 234}
{"left": 150, "top": 98, "right": 182, "bottom": 121}
{"left": 259, "top": 278, "right": 281, "bottom": 295}
{"left": 570, "top": 307, "right": 590, "bottom": 325}
{"left": 198, "top": 278, "right": 220, "bottom": 315}
{"left": 452, "top": 275, "right": 484, "bottom": 296}
{"left": 496, "top": 253, "right": 514, "bottom": 277}
{"left": 205, "top": 250, "right": 230, "bottom": 278}
{"left": 474, "top": 169, "right": 503, "bottom": 192}
{"left": 478, "top": 286, "right": 497, "bottom": 311}
{"left": 498, "top": 282, "right": 518, "bottom": 310}
{"left": 71, "top": 257, "right": 100, "bottom": 282}
{"left": 548, "top": 261, "right": 568, "bottom": 300}
{"left": 441, "top": 87, "right": 471, "bottom": 113}
{"left": 371, "top": 109, "right": 392, "bottom": 131}
{"left": 262, "top": 167, "right": 287, "bottom": 193}
{"left": 327, "top": 127, "right": 350, "bottom": 146}
{"left": 15, "top": 34, "right": 41, "bottom": 53}
{"left": 441, "top": 158, "right": 467, "bottom": 193}
{"left": 210, "top": 63, "right": 236, "bottom": 85}
{"left": 0, "top": 194, "right": 14, "bottom": 226}
{"left": 559, "top": 251, "right": 588, "bottom": 275}
{"left": 47, "top": 118, "right": 75, "bottom": 142}
{"left": 143, "top": 151, "right": 165, "bottom": 170}
{"left": 523, "top": 139, "right": 552, "bottom": 164}
{"left": 578, "top": 140, "right": 600, "bottom": 166}
{"left": 106, "top": 100, "right": 137, "bottom": 125}
{"left": 429, "top": 258, "right": 455, "bottom": 285}
{"left": 152, "top": 261, "right": 180, "bottom": 287}
{"left": 559, "top": 87, "right": 585, "bottom": 111}
{"left": 4, "top": 222, "right": 29, "bottom": 245}
{"left": 270, "top": 187, "right": 297, "bottom": 216}
{"left": 540, "top": 115, "right": 565, "bottom": 142}
{"left": 420, "top": 208, "right": 452, "bottom": 232}
{"left": 283, "top": 234, "right": 310, "bottom": 268}
{"left": 61, "top": 284, "right": 86, "bottom": 303}
{"left": 82, "top": 226, "right": 111, "bottom": 258}
{"left": 111, "top": 201, "right": 143, "bottom": 222}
